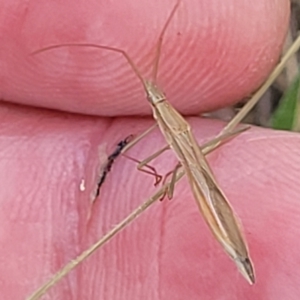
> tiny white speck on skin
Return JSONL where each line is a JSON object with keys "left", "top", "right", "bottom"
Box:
{"left": 79, "top": 179, "right": 86, "bottom": 191}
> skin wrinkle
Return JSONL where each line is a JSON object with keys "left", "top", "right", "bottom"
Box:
{"left": 211, "top": 135, "right": 299, "bottom": 189}
{"left": 246, "top": 134, "right": 300, "bottom": 142}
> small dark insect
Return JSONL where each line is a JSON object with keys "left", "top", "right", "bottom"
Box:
{"left": 94, "top": 134, "right": 134, "bottom": 199}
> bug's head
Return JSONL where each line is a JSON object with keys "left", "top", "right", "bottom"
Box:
{"left": 144, "top": 80, "right": 166, "bottom": 106}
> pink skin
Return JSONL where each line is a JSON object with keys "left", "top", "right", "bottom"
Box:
{"left": 0, "top": 0, "right": 298, "bottom": 299}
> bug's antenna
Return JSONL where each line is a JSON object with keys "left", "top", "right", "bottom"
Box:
{"left": 31, "top": 43, "right": 148, "bottom": 90}
{"left": 31, "top": 1, "right": 181, "bottom": 91}
{"left": 151, "top": 0, "right": 181, "bottom": 83}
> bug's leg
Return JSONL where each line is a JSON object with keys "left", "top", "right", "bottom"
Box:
{"left": 122, "top": 154, "right": 162, "bottom": 185}
{"left": 202, "top": 124, "right": 250, "bottom": 153}
{"left": 123, "top": 145, "right": 170, "bottom": 186}
{"left": 121, "top": 123, "right": 158, "bottom": 153}
{"left": 125, "top": 125, "right": 249, "bottom": 188}
{"left": 159, "top": 162, "right": 181, "bottom": 201}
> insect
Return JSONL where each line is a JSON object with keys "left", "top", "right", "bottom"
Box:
{"left": 94, "top": 134, "right": 133, "bottom": 200}
{"left": 131, "top": 2, "right": 255, "bottom": 282}
{"left": 31, "top": 0, "right": 255, "bottom": 284}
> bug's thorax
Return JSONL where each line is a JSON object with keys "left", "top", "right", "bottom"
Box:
{"left": 145, "top": 80, "right": 166, "bottom": 106}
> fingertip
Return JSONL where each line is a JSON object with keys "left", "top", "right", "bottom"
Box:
{"left": 1, "top": 0, "right": 290, "bottom": 115}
